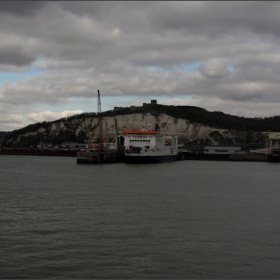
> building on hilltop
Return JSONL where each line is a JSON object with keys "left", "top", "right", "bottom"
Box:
{"left": 143, "top": 100, "right": 157, "bottom": 107}
{"left": 114, "top": 100, "right": 157, "bottom": 112}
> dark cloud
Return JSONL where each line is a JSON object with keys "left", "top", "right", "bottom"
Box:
{"left": 58, "top": 2, "right": 104, "bottom": 17}
{"left": 0, "top": 44, "right": 36, "bottom": 66}
{"left": 150, "top": 2, "right": 280, "bottom": 37}
{"left": 0, "top": 1, "right": 47, "bottom": 17}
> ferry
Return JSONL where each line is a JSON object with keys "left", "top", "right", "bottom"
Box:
{"left": 121, "top": 126, "right": 178, "bottom": 163}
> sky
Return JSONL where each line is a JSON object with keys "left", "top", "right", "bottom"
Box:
{"left": 1, "top": 1, "right": 280, "bottom": 131}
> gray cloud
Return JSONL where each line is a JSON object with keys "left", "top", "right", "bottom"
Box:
{"left": 0, "top": 33, "right": 37, "bottom": 65}
{"left": 1, "top": 1, "right": 280, "bottom": 131}
{"left": 27, "top": 110, "right": 84, "bottom": 123}
{"left": 0, "top": 1, "right": 47, "bottom": 17}
{"left": 200, "top": 59, "right": 231, "bottom": 79}
{"left": 149, "top": 2, "right": 280, "bottom": 37}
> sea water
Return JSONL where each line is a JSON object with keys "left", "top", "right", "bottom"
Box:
{"left": 0, "top": 155, "right": 280, "bottom": 278}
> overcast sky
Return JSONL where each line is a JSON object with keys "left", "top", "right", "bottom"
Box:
{"left": 1, "top": 1, "right": 280, "bottom": 131}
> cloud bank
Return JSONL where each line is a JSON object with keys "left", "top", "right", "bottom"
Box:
{"left": 1, "top": 1, "right": 280, "bottom": 131}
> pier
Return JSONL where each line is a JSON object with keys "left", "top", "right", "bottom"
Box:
{"left": 0, "top": 148, "right": 77, "bottom": 157}
{"left": 179, "top": 152, "right": 270, "bottom": 162}
{"left": 76, "top": 151, "right": 273, "bottom": 164}
{"left": 77, "top": 151, "right": 124, "bottom": 164}
{"left": 1, "top": 148, "right": 279, "bottom": 163}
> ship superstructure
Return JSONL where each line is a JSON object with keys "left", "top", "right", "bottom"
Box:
{"left": 121, "top": 127, "right": 178, "bottom": 163}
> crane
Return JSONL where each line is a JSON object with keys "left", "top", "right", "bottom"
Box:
{"left": 115, "top": 118, "right": 120, "bottom": 151}
{"left": 97, "top": 90, "right": 104, "bottom": 151}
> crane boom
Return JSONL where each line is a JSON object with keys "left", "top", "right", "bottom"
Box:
{"left": 115, "top": 118, "right": 120, "bottom": 151}
{"left": 97, "top": 90, "right": 104, "bottom": 151}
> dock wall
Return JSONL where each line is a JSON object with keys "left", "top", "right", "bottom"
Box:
{"left": 229, "top": 153, "right": 268, "bottom": 161}
{"left": 77, "top": 151, "right": 124, "bottom": 164}
{"left": 179, "top": 152, "right": 270, "bottom": 162}
{"left": 179, "top": 153, "right": 229, "bottom": 161}
{"left": 0, "top": 148, "right": 77, "bottom": 157}
{"left": 1, "top": 148, "right": 278, "bottom": 163}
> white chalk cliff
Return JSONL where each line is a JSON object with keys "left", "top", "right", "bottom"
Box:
{"left": 29, "top": 113, "right": 234, "bottom": 145}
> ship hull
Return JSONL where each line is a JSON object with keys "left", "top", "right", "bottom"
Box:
{"left": 267, "top": 154, "right": 280, "bottom": 162}
{"left": 124, "top": 154, "right": 178, "bottom": 163}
